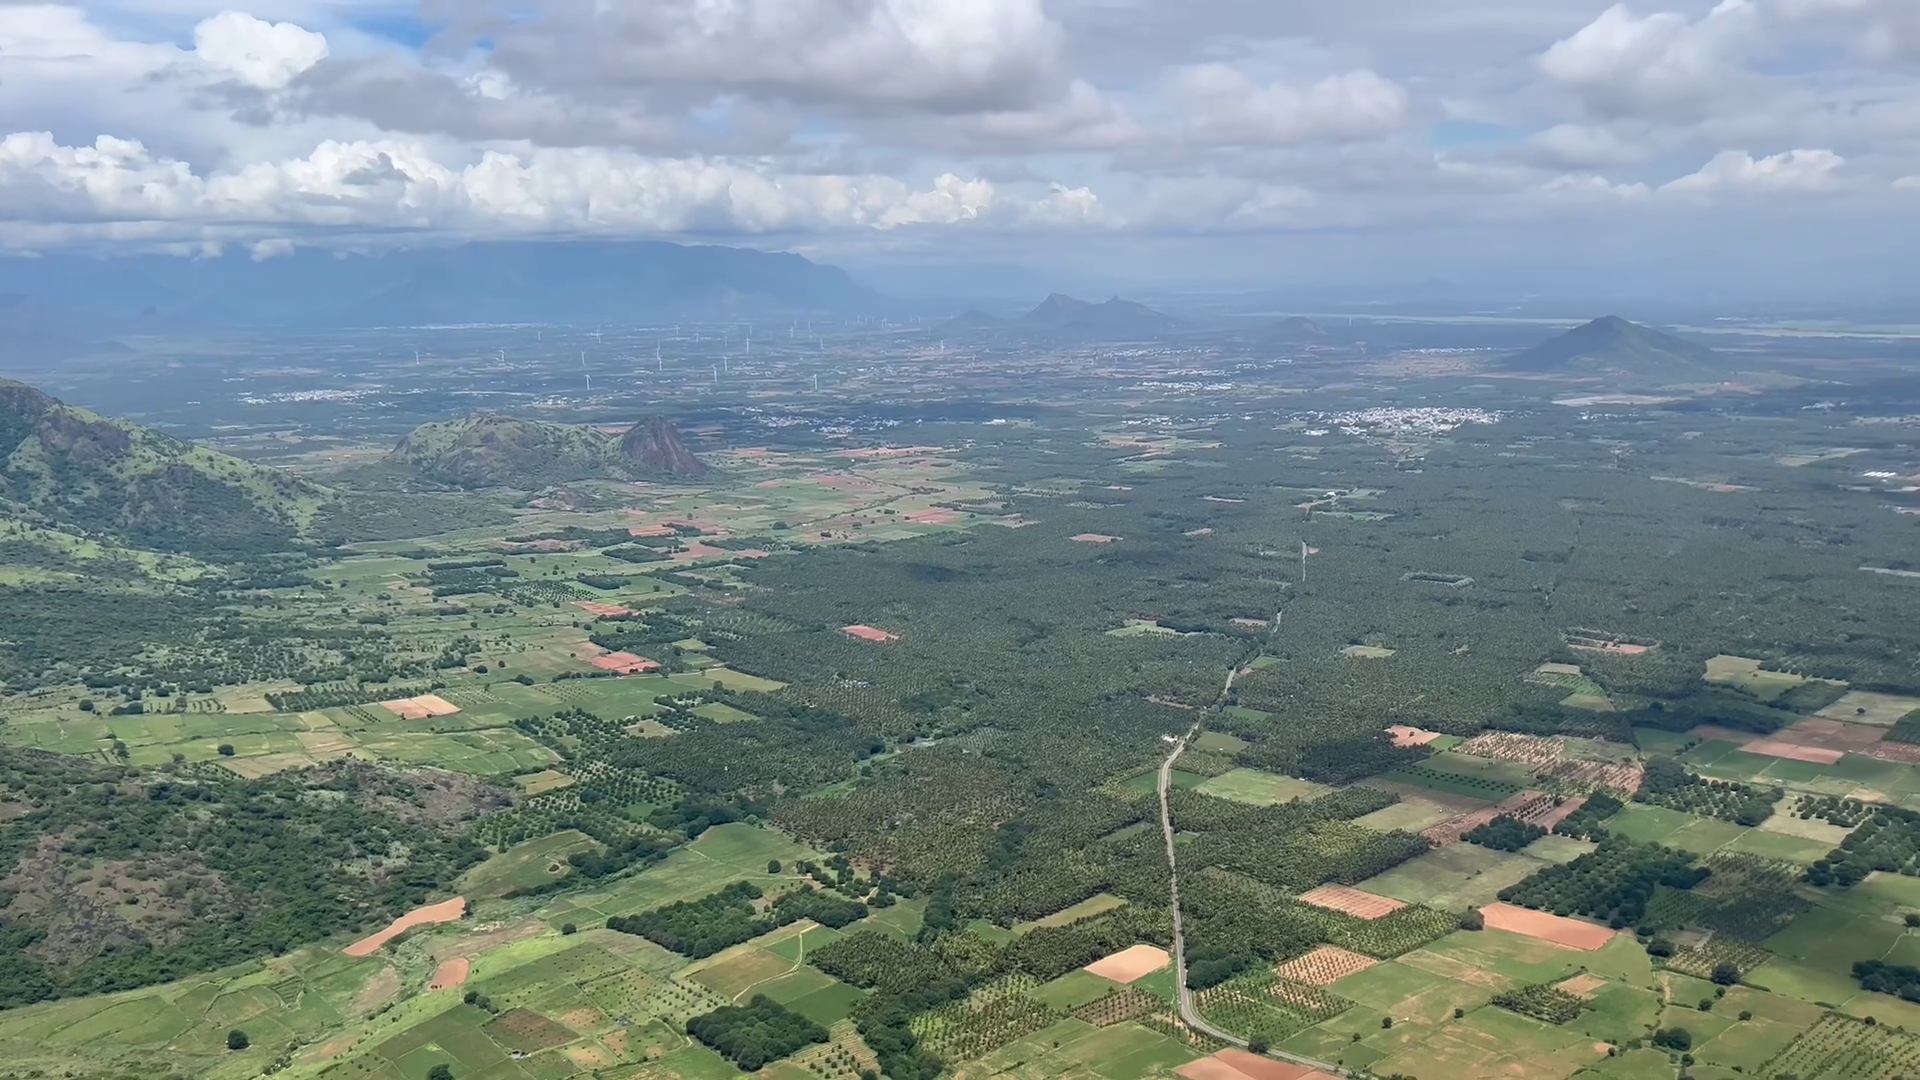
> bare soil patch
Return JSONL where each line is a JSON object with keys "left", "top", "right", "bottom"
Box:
{"left": 1177, "top": 1050, "right": 1337, "bottom": 1080}
{"left": 1386, "top": 724, "right": 1443, "bottom": 748}
{"left": 1741, "top": 739, "right": 1844, "bottom": 765}
{"left": 379, "top": 693, "right": 462, "bottom": 720}
{"left": 344, "top": 896, "right": 466, "bottom": 957}
{"left": 842, "top": 624, "right": 900, "bottom": 643}
{"left": 1084, "top": 943, "right": 1171, "bottom": 983}
{"left": 426, "top": 957, "right": 470, "bottom": 991}
{"left": 1556, "top": 973, "right": 1608, "bottom": 999}
{"left": 1297, "top": 885, "right": 1407, "bottom": 920}
{"left": 1070, "top": 533, "right": 1122, "bottom": 543}
{"left": 574, "top": 600, "right": 637, "bottom": 618}
{"left": 1480, "top": 902, "right": 1616, "bottom": 951}
{"left": 590, "top": 652, "right": 660, "bottom": 674}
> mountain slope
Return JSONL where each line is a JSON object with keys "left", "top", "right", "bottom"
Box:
{"left": 0, "top": 240, "right": 884, "bottom": 328}
{"left": 388, "top": 414, "right": 711, "bottom": 487}
{"left": 0, "top": 379, "right": 320, "bottom": 557}
{"left": 620, "top": 417, "right": 710, "bottom": 478}
{"left": 1497, "top": 316, "right": 1725, "bottom": 383}
{"left": 385, "top": 416, "right": 624, "bottom": 488}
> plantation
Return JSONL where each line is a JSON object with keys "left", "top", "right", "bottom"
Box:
{"left": 1635, "top": 757, "right": 1780, "bottom": 825}
{"left": 1807, "top": 806, "right": 1920, "bottom": 886}
{"left": 1761, "top": 1013, "right": 1920, "bottom": 1080}
{"left": 906, "top": 976, "right": 1057, "bottom": 1062}
{"left": 1552, "top": 789, "right": 1625, "bottom": 840}
{"left": 1490, "top": 983, "right": 1588, "bottom": 1025}
{"left": 1499, "top": 838, "right": 1708, "bottom": 926}
{"left": 1463, "top": 814, "right": 1547, "bottom": 851}
{"left": 686, "top": 994, "right": 829, "bottom": 1069}
{"left": 605, "top": 881, "right": 868, "bottom": 958}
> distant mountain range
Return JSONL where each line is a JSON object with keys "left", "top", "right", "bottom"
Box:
{"left": 0, "top": 241, "right": 883, "bottom": 329}
{"left": 0, "top": 378, "right": 319, "bottom": 557}
{"left": 386, "top": 414, "right": 709, "bottom": 488}
{"left": 1497, "top": 316, "right": 1726, "bottom": 383}
{"left": 944, "top": 293, "right": 1185, "bottom": 341}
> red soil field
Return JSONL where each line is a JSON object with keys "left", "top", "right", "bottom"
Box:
{"left": 1741, "top": 739, "right": 1844, "bottom": 765}
{"left": 427, "top": 957, "right": 470, "bottom": 991}
{"left": 626, "top": 524, "right": 675, "bottom": 538}
{"left": 1479, "top": 902, "right": 1617, "bottom": 950}
{"left": 905, "top": 509, "right": 961, "bottom": 524}
{"left": 344, "top": 897, "right": 466, "bottom": 957}
{"left": 573, "top": 601, "right": 637, "bottom": 618}
{"left": 1385, "top": 724, "right": 1443, "bottom": 748}
{"left": 1177, "top": 1050, "right": 1340, "bottom": 1080}
{"left": 590, "top": 652, "right": 660, "bottom": 674}
{"left": 379, "top": 694, "right": 462, "bottom": 720}
{"left": 842, "top": 625, "right": 899, "bottom": 643}
{"left": 1296, "top": 885, "right": 1407, "bottom": 921}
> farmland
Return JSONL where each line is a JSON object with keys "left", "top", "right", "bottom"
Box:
{"left": 0, "top": 314, "right": 1916, "bottom": 1079}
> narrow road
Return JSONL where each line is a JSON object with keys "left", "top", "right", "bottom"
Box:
{"left": 1156, "top": 651, "right": 1346, "bottom": 1075}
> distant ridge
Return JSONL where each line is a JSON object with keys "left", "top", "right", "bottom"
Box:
{"left": 388, "top": 414, "right": 709, "bottom": 488}
{"left": 1497, "top": 316, "right": 1725, "bottom": 383}
{"left": 941, "top": 293, "right": 1184, "bottom": 341}
{"left": 0, "top": 240, "right": 883, "bottom": 328}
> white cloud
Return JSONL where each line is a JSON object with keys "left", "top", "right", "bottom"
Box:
{"left": 1168, "top": 65, "right": 1412, "bottom": 146}
{"left": 486, "top": 0, "right": 1067, "bottom": 113}
{"left": 193, "top": 11, "right": 329, "bottom": 90}
{"left": 0, "top": 130, "right": 1100, "bottom": 249}
{"left": 1662, "top": 148, "right": 1844, "bottom": 194}
{"left": 1540, "top": 1, "right": 1760, "bottom": 116}
{"left": 249, "top": 236, "right": 295, "bottom": 260}
{"left": 1894, "top": 174, "right": 1920, "bottom": 191}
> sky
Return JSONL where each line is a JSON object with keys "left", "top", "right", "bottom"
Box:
{"left": 1, "top": 0, "right": 1916, "bottom": 294}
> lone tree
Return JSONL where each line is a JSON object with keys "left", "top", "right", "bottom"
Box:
{"left": 1711, "top": 962, "right": 1740, "bottom": 986}
{"left": 1460, "top": 908, "right": 1485, "bottom": 931}
{"left": 226, "top": 1029, "right": 249, "bottom": 1051}
{"left": 427, "top": 1065, "right": 454, "bottom": 1080}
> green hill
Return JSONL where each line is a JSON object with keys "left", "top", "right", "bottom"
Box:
{"left": 387, "top": 414, "right": 710, "bottom": 487}
{"left": 0, "top": 378, "right": 321, "bottom": 557}
{"left": 1496, "top": 316, "right": 1725, "bottom": 383}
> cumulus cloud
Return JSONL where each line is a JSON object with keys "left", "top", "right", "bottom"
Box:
{"left": 1662, "top": 148, "right": 1844, "bottom": 193}
{"left": 482, "top": 0, "right": 1068, "bottom": 114}
{"left": 1, "top": 0, "right": 1918, "bottom": 259}
{"left": 0, "top": 130, "right": 1098, "bottom": 249}
{"left": 1540, "top": 1, "right": 1760, "bottom": 116}
{"left": 193, "top": 11, "right": 329, "bottom": 90}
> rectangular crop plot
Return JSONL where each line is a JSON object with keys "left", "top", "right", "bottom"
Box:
{"left": 1296, "top": 885, "right": 1407, "bottom": 921}
{"left": 1478, "top": 902, "right": 1617, "bottom": 951}
{"left": 1275, "top": 946, "right": 1378, "bottom": 987}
